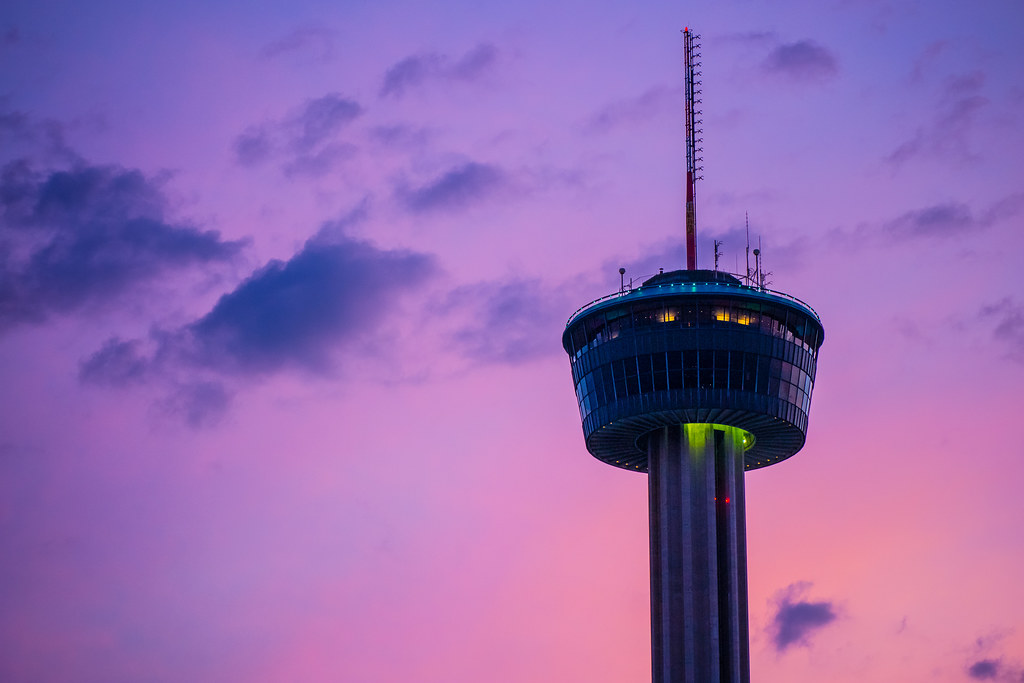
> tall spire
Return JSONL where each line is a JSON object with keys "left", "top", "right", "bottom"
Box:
{"left": 683, "top": 27, "right": 703, "bottom": 270}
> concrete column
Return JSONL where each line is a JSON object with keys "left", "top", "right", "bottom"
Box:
{"left": 648, "top": 424, "right": 750, "bottom": 683}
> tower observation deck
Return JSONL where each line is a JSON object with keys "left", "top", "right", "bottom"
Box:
{"left": 560, "top": 28, "right": 825, "bottom": 683}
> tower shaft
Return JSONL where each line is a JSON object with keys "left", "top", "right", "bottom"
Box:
{"left": 648, "top": 424, "right": 750, "bottom": 683}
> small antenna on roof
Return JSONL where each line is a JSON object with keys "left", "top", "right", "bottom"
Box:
{"left": 619, "top": 267, "right": 626, "bottom": 293}
{"left": 713, "top": 239, "right": 722, "bottom": 272}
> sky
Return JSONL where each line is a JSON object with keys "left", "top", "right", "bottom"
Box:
{"left": 1, "top": 0, "right": 1022, "bottom": 681}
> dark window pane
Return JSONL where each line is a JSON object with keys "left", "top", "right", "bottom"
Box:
{"left": 653, "top": 352, "right": 668, "bottom": 391}
{"left": 697, "top": 302, "right": 714, "bottom": 328}
{"left": 681, "top": 303, "right": 697, "bottom": 328}
{"left": 667, "top": 351, "right": 683, "bottom": 390}
{"left": 624, "top": 357, "right": 639, "bottom": 395}
{"left": 637, "top": 354, "right": 653, "bottom": 394}
{"left": 714, "top": 350, "right": 729, "bottom": 389}
{"left": 743, "top": 352, "right": 757, "bottom": 391}
{"left": 729, "top": 351, "right": 744, "bottom": 390}
{"left": 756, "top": 355, "right": 770, "bottom": 393}
{"left": 612, "top": 360, "right": 627, "bottom": 399}
{"left": 602, "top": 365, "right": 615, "bottom": 401}
{"left": 699, "top": 350, "right": 714, "bottom": 389}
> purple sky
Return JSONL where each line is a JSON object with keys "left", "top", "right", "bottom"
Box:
{"left": 2, "top": 1, "right": 1022, "bottom": 681}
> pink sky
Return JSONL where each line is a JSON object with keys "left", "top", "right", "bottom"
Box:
{"left": 1, "top": 1, "right": 1022, "bottom": 681}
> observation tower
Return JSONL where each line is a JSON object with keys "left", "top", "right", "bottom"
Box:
{"left": 560, "top": 29, "right": 824, "bottom": 683}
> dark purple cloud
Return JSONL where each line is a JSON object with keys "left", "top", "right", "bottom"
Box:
{"left": 886, "top": 202, "right": 973, "bottom": 239}
{"left": 768, "top": 582, "right": 837, "bottom": 651}
{"left": 885, "top": 193, "right": 1024, "bottom": 241}
{"left": 397, "top": 162, "right": 507, "bottom": 213}
{"left": 968, "top": 659, "right": 1001, "bottom": 680}
{"left": 80, "top": 204, "right": 437, "bottom": 423}
{"left": 185, "top": 234, "right": 433, "bottom": 374}
{"left": 762, "top": 40, "right": 839, "bottom": 82}
{"left": 379, "top": 43, "right": 498, "bottom": 98}
{"left": 0, "top": 161, "right": 245, "bottom": 330}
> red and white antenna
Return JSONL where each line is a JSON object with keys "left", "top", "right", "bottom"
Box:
{"left": 682, "top": 27, "right": 703, "bottom": 270}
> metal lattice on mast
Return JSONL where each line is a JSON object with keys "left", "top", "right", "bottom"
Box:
{"left": 683, "top": 27, "right": 703, "bottom": 270}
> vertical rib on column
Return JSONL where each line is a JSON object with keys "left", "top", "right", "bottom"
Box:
{"left": 648, "top": 424, "right": 750, "bottom": 683}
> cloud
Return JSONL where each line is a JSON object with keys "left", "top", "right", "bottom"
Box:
{"left": 379, "top": 43, "right": 498, "bottom": 98}
{"left": 885, "top": 202, "right": 973, "bottom": 239}
{"left": 369, "top": 124, "right": 431, "bottom": 149}
{"left": 980, "top": 299, "right": 1024, "bottom": 362}
{"left": 260, "top": 26, "right": 335, "bottom": 62}
{"left": 396, "top": 162, "right": 507, "bottom": 213}
{"left": 0, "top": 160, "right": 245, "bottom": 330}
{"left": 156, "top": 380, "right": 231, "bottom": 428}
{"left": 762, "top": 40, "right": 839, "bottom": 82}
{"left": 0, "top": 107, "right": 73, "bottom": 163}
{"left": 282, "top": 143, "right": 358, "bottom": 179}
{"left": 184, "top": 233, "right": 433, "bottom": 375}
{"left": 80, "top": 205, "right": 437, "bottom": 422}
{"left": 587, "top": 85, "right": 681, "bottom": 132}
{"left": 768, "top": 582, "right": 837, "bottom": 651}
{"left": 232, "top": 127, "right": 273, "bottom": 166}
{"left": 439, "top": 278, "right": 569, "bottom": 365}
{"left": 969, "top": 659, "right": 1001, "bottom": 680}
{"left": 78, "top": 336, "right": 151, "bottom": 386}
{"left": 909, "top": 41, "right": 947, "bottom": 83}
{"left": 231, "top": 93, "right": 363, "bottom": 176}
{"left": 291, "top": 94, "right": 362, "bottom": 152}
{"left": 884, "top": 193, "right": 1023, "bottom": 241}
{"left": 887, "top": 71, "right": 988, "bottom": 165}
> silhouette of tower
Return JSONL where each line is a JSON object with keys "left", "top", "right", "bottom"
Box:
{"left": 560, "top": 29, "right": 824, "bottom": 683}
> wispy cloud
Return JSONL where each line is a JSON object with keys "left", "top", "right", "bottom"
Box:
{"left": 379, "top": 43, "right": 499, "bottom": 98}
{"left": 0, "top": 160, "right": 245, "bottom": 330}
{"left": 768, "top": 582, "right": 837, "bottom": 651}
{"left": 259, "top": 26, "right": 335, "bottom": 62}
{"left": 395, "top": 161, "right": 508, "bottom": 213}
{"left": 438, "top": 278, "right": 569, "bottom": 365}
{"left": 587, "top": 85, "right": 680, "bottom": 132}
{"left": 887, "top": 71, "right": 989, "bottom": 166}
{"left": 980, "top": 299, "right": 1024, "bottom": 363}
{"left": 884, "top": 193, "right": 1024, "bottom": 241}
{"left": 885, "top": 202, "right": 973, "bottom": 239}
{"left": 761, "top": 40, "right": 839, "bottom": 83}
{"left": 232, "top": 93, "right": 363, "bottom": 177}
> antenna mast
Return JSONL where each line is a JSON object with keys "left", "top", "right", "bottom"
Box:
{"left": 683, "top": 27, "right": 703, "bottom": 270}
